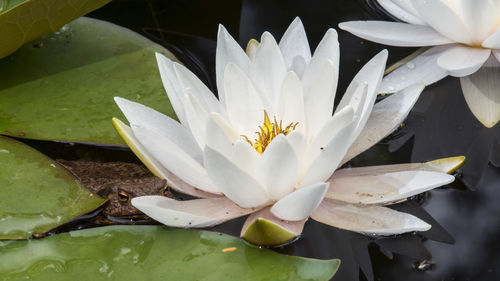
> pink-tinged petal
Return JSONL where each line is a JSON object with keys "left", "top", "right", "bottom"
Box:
{"left": 412, "top": 0, "right": 472, "bottom": 44}
{"left": 339, "top": 21, "right": 452, "bottom": 46}
{"left": 299, "top": 118, "right": 356, "bottom": 187}
{"left": 114, "top": 97, "right": 202, "bottom": 162}
{"left": 380, "top": 45, "right": 451, "bottom": 93}
{"left": 437, "top": 45, "right": 490, "bottom": 77}
{"left": 249, "top": 32, "right": 287, "bottom": 108}
{"left": 204, "top": 146, "right": 270, "bottom": 208}
{"left": 255, "top": 135, "right": 299, "bottom": 200}
{"left": 336, "top": 50, "right": 388, "bottom": 140}
{"left": 112, "top": 118, "right": 219, "bottom": 198}
{"left": 304, "top": 60, "right": 338, "bottom": 138}
{"left": 377, "top": 0, "right": 425, "bottom": 24}
{"left": 216, "top": 25, "right": 251, "bottom": 106}
{"left": 271, "top": 182, "right": 329, "bottom": 221}
{"left": 155, "top": 53, "right": 187, "bottom": 126}
{"left": 458, "top": 0, "right": 497, "bottom": 44}
{"left": 342, "top": 83, "right": 424, "bottom": 163}
{"left": 279, "top": 17, "right": 312, "bottom": 74}
{"left": 327, "top": 170, "right": 454, "bottom": 205}
{"left": 241, "top": 207, "right": 306, "bottom": 246}
{"left": 311, "top": 199, "right": 431, "bottom": 235}
{"left": 173, "top": 63, "right": 226, "bottom": 115}
{"left": 460, "top": 58, "right": 500, "bottom": 128}
{"left": 132, "top": 196, "right": 255, "bottom": 228}
{"left": 132, "top": 125, "right": 220, "bottom": 194}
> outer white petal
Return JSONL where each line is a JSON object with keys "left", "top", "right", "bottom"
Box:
{"left": 302, "top": 29, "right": 339, "bottom": 92}
{"left": 155, "top": 53, "right": 188, "bottom": 126}
{"left": 482, "top": 26, "right": 500, "bottom": 49}
{"left": 437, "top": 45, "right": 491, "bottom": 77}
{"left": 132, "top": 196, "right": 255, "bottom": 228}
{"left": 255, "top": 135, "right": 300, "bottom": 200}
{"left": 249, "top": 32, "right": 287, "bottom": 108}
{"left": 223, "top": 63, "right": 265, "bottom": 135}
{"left": 460, "top": 58, "right": 500, "bottom": 128}
{"left": 279, "top": 17, "right": 312, "bottom": 74}
{"left": 411, "top": 0, "right": 472, "bottom": 45}
{"left": 458, "top": 0, "right": 497, "bottom": 44}
{"left": 205, "top": 113, "right": 234, "bottom": 158}
{"left": 380, "top": 45, "right": 451, "bottom": 93}
{"left": 342, "top": 83, "right": 424, "bottom": 163}
{"left": 113, "top": 118, "right": 218, "bottom": 198}
{"left": 278, "top": 71, "right": 306, "bottom": 135}
{"left": 299, "top": 118, "right": 356, "bottom": 187}
{"left": 339, "top": 21, "right": 453, "bottom": 47}
{"left": 311, "top": 199, "right": 431, "bottom": 235}
{"left": 377, "top": 0, "right": 425, "bottom": 24}
{"left": 327, "top": 170, "right": 454, "bottom": 204}
{"left": 271, "top": 182, "right": 329, "bottom": 221}
{"left": 132, "top": 125, "right": 220, "bottom": 194}
{"left": 336, "top": 50, "right": 388, "bottom": 140}
{"left": 114, "top": 97, "right": 202, "bottom": 162}
{"left": 304, "top": 60, "right": 338, "bottom": 138}
{"left": 230, "top": 140, "right": 260, "bottom": 177}
{"left": 173, "top": 63, "right": 226, "bottom": 115}
{"left": 204, "top": 146, "right": 270, "bottom": 208}
{"left": 216, "top": 25, "right": 251, "bottom": 106}
{"left": 182, "top": 92, "right": 208, "bottom": 149}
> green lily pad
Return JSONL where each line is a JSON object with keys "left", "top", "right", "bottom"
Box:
{"left": 0, "top": 136, "right": 106, "bottom": 239}
{"left": 0, "top": 0, "right": 111, "bottom": 58}
{"left": 0, "top": 225, "right": 340, "bottom": 281}
{"left": 0, "top": 17, "right": 178, "bottom": 145}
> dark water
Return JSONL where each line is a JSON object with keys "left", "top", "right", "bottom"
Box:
{"left": 25, "top": 0, "right": 499, "bottom": 280}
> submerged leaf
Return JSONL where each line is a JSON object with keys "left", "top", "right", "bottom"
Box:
{"left": 0, "top": 225, "right": 340, "bottom": 281}
{"left": 0, "top": 17, "right": 178, "bottom": 145}
{"left": 0, "top": 0, "right": 110, "bottom": 58}
{"left": 0, "top": 136, "right": 106, "bottom": 239}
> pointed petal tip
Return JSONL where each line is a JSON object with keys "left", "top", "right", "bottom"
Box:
{"left": 426, "top": 156, "right": 466, "bottom": 174}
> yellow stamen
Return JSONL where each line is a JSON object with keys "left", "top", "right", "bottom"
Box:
{"left": 242, "top": 110, "right": 298, "bottom": 154}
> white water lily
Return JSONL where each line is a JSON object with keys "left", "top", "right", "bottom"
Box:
{"left": 340, "top": 0, "right": 500, "bottom": 128}
{"left": 112, "top": 17, "right": 459, "bottom": 246}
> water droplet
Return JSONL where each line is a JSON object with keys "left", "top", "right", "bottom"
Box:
{"left": 406, "top": 62, "right": 416, "bottom": 69}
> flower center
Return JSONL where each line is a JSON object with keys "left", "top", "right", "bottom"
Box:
{"left": 242, "top": 110, "right": 298, "bottom": 154}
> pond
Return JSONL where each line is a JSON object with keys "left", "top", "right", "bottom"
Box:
{"left": 1, "top": 0, "right": 499, "bottom": 280}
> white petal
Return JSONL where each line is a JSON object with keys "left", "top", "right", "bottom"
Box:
{"left": 132, "top": 196, "right": 255, "bottom": 228}
{"left": 112, "top": 118, "right": 217, "bottom": 198}
{"left": 342, "top": 83, "right": 424, "bottom": 163}
{"left": 230, "top": 140, "right": 260, "bottom": 177}
{"left": 204, "top": 146, "right": 270, "bottom": 208}
{"left": 249, "top": 32, "right": 287, "bottom": 107}
{"left": 458, "top": 0, "right": 497, "bottom": 44}
{"left": 205, "top": 113, "right": 234, "bottom": 158}
{"left": 380, "top": 45, "right": 451, "bottom": 93}
{"left": 460, "top": 59, "right": 500, "bottom": 128}
{"left": 132, "top": 125, "right": 220, "bottom": 194}
{"left": 271, "top": 182, "right": 329, "bottom": 221}
{"left": 255, "top": 135, "right": 300, "bottom": 200}
{"left": 412, "top": 0, "right": 472, "bottom": 44}
{"left": 216, "top": 25, "right": 250, "bottom": 106}
{"left": 302, "top": 29, "right": 339, "bottom": 91}
{"left": 286, "top": 131, "right": 307, "bottom": 162}
{"left": 339, "top": 21, "right": 452, "bottom": 46}
{"left": 304, "top": 60, "right": 338, "bottom": 138}
{"left": 278, "top": 71, "right": 306, "bottom": 135}
{"left": 223, "top": 63, "right": 266, "bottom": 135}
{"left": 182, "top": 92, "right": 207, "bottom": 149}
{"left": 437, "top": 45, "right": 490, "bottom": 77}
{"left": 311, "top": 199, "right": 431, "bottom": 235}
{"left": 300, "top": 118, "right": 356, "bottom": 187}
{"left": 327, "top": 170, "right": 454, "bottom": 204}
{"left": 376, "top": 0, "right": 425, "bottom": 24}
{"left": 114, "top": 97, "right": 202, "bottom": 162}
{"left": 482, "top": 26, "right": 500, "bottom": 49}
{"left": 209, "top": 112, "right": 240, "bottom": 142}
{"left": 336, "top": 50, "right": 388, "bottom": 140}
{"left": 279, "top": 17, "right": 312, "bottom": 73}
{"left": 155, "top": 53, "right": 188, "bottom": 126}
{"left": 173, "top": 63, "right": 225, "bottom": 115}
